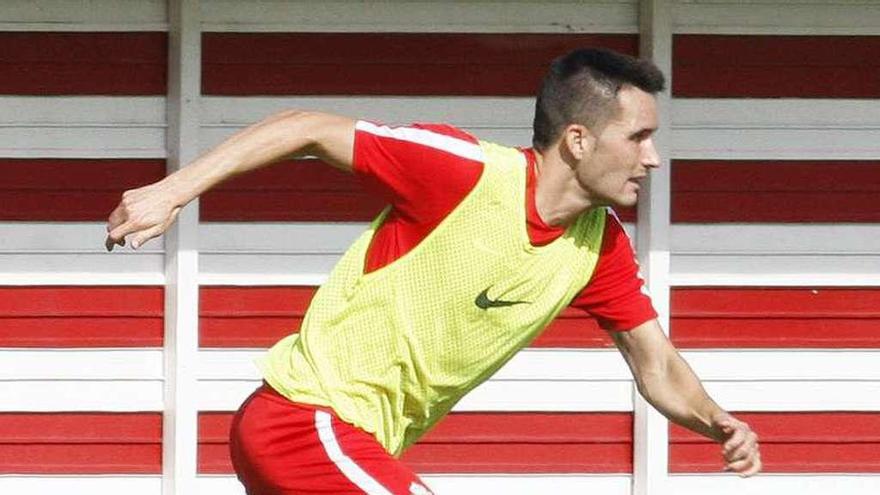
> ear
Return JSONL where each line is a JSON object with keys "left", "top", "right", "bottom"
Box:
{"left": 562, "top": 124, "right": 596, "bottom": 161}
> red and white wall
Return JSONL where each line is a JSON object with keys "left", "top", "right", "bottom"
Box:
{"left": 1, "top": 1, "right": 878, "bottom": 494}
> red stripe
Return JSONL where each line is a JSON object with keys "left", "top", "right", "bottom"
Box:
{"left": 202, "top": 159, "right": 636, "bottom": 222}
{"left": 671, "top": 288, "right": 880, "bottom": 348}
{"left": 673, "top": 161, "right": 880, "bottom": 223}
{"left": 670, "top": 412, "right": 880, "bottom": 472}
{"left": 0, "top": 287, "right": 163, "bottom": 347}
{"left": 201, "top": 160, "right": 386, "bottom": 221}
{"left": 0, "top": 159, "right": 630, "bottom": 223}
{"left": 200, "top": 287, "right": 612, "bottom": 348}
{"left": 199, "top": 412, "right": 632, "bottom": 474}
{"left": 0, "top": 413, "right": 161, "bottom": 474}
{"left": 673, "top": 35, "right": 880, "bottom": 98}
{"left": 0, "top": 32, "right": 166, "bottom": 95}
{"left": 202, "top": 33, "right": 637, "bottom": 96}
{"left": 0, "top": 159, "right": 166, "bottom": 221}
{"left": 532, "top": 308, "right": 615, "bottom": 347}
{"left": 200, "top": 286, "right": 311, "bottom": 347}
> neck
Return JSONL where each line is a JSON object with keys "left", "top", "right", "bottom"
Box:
{"left": 532, "top": 146, "right": 601, "bottom": 227}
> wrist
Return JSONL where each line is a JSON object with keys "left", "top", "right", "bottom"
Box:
{"left": 158, "top": 173, "right": 196, "bottom": 208}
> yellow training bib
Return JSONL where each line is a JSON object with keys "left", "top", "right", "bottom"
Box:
{"left": 261, "top": 141, "right": 606, "bottom": 455}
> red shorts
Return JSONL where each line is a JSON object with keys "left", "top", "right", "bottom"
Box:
{"left": 229, "top": 383, "right": 434, "bottom": 495}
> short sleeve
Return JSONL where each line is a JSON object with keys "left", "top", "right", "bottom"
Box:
{"left": 571, "top": 210, "right": 658, "bottom": 331}
{"left": 352, "top": 121, "right": 483, "bottom": 223}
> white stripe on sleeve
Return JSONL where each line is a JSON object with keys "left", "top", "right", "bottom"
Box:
{"left": 356, "top": 120, "right": 484, "bottom": 162}
{"left": 315, "top": 410, "right": 394, "bottom": 495}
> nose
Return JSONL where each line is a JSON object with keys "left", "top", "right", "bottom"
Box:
{"left": 642, "top": 138, "right": 660, "bottom": 169}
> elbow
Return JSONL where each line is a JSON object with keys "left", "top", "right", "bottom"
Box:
{"left": 254, "top": 110, "right": 326, "bottom": 154}
{"left": 266, "top": 109, "right": 315, "bottom": 122}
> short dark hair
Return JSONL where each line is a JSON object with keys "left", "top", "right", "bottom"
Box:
{"left": 532, "top": 48, "right": 665, "bottom": 150}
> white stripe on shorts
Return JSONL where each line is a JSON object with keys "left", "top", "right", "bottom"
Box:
{"left": 315, "top": 410, "right": 394, "bottom": 495}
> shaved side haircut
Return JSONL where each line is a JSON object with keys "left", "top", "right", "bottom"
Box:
{"left": 532, "top": 48, "right": 666, "bottom": 151}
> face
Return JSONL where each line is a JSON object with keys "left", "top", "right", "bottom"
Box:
{"left": 568, "top": 85, "right": 660, "bottom": 208}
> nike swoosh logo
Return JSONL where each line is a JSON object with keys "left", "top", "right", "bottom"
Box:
{"left": 475, "top": 287, "right": 530, "bottom": 310}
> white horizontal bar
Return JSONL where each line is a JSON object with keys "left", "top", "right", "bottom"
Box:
{"left": 6, "top": 348, "right": 880, "bottom": 412}
{"left": 0, "top": 476, "right": 161, "bottom": 495}
{"left": 671, "top": 257, "right": 880, "bottom": 287}
{"left": 704, "top": 381, "right": 880, "bottom": 411}
{"left": 1, "top": 381, "right": 162, "bottom": 411}
{"left": 0, "top": 223, "right": 164, "bottom": 283}
{"left": 0, "top": 0, "right": 166, "bottom": 31}
{"left": 201, "top": 222, "right": 636, "bottom": 254}
{"left": 200, "top": 96, "right": 534, "bottom": 128}
{"left": 198, "top": 221, "right": 627, "bottom": 285}
{"left": 196, "top": 379, "right": 635, "bottom": 412}
{"left": 8, "top": 97, "right": 877, "bottom": 160}
{"left": 201, "top": 222, "right": 365, "bottom": 254}
{"left": 673, "top": 0, "right": 880, "bottom": 35}
{"left": 199, "top": 254, "right": 339, "bottom": 284}
{"left": 0, "top": 349, "right": 162, "bottom": 379}
{"left": 668, "top": 473, "right": 880, "bottom": 495}
{"left": 197, "top": 349, "right": 632, "bottom": 381}
{"left": 204, "top": 97, "right": 880, "bottom": 159}
{"left": 424, "top": 474, "right": 632, "bottom": 495}
{"left": 200, "top": 97, "right": 535, "bottom": 150}
{"left": 0, "top": 97, "right": 165, "bottom": 158}
{"left": 198, "top": 273, "right": 328, "bottom": 286}
{"left": 201, "top": 222, "right": 355, "bottom": 285}
{"left": 199, "top": 473, "right": 632, "bottom": 495}
{"left": 201, "top": 222, "right": 878, "bottom": 286}
{"left": 459, "top": 380, "right": 635, "bottom": 412}
{"left": 672, "top": 224, "right": 880, "bottom": 286}
{"left": 0, "top": 272, "right": 165, "bottom": 286}
{"left": 199, "top": 349, "right": 880, "bottom": 383}
{"left": 1, "top": 223, "right": 165, "bottom": 253}
{"left": 673, "top": 224, "right": 880, "bottom": 256}
{"left": 199, "top": 0, "right": 638, "bottom": 33}
{"left": 672, "top": 99, "right": 880, "bottom": 159}
{"left": 196, "top": 380, "right": 880, "bottom": 413}
{"left": 683, "top": 350, "right": 880, "bottom": 381}
{"left": 0, "top": 255, "right": 165, "bottom": 285}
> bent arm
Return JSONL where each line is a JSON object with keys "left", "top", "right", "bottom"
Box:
{"left": 608, "top": 319, "right": 762, "bottom": 476}
{"left": 162, "top": 110, "right": 355, "bottom": 207}
{"left": 105, "top": 111, "right": 355, "bottom": 250}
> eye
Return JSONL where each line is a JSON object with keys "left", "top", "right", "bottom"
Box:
{"left": 630, "top": 129, "right": 654, "bottom": 142}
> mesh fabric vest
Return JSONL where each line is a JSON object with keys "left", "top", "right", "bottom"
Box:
{"left": 261, "top": 141, "right": 607, "bottom": 456}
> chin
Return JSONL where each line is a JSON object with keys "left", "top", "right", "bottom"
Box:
{"left": 608, "top": 193, "right": 639, "bottom": 209}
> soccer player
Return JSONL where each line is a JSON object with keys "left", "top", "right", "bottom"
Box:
{"left": 105, "top": 48, "right": 761, "bottom": 494}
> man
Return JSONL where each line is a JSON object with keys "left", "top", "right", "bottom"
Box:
{"left": 105, "top": 48, "right": 761, "bottom": 494}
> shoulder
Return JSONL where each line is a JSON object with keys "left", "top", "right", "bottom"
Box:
{"left": 354, "top": 120, "right": 482, "bottom": 162}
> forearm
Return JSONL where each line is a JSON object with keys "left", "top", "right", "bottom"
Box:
{"left": 639, "top": 351, "right": 726, "bottom": 442}
{"left": 160, "top": 110, "right": 353, "bottom": 207}
{"left": 610, "top": 322, "right": 761, "bottom": 476}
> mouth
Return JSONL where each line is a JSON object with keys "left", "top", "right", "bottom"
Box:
{"left": 628, "top": 176, "right": 646, "bottom": 187}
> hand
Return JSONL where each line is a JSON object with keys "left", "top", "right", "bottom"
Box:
{"left": 105, "top": 182, "right": 182, "bottom": 251}
{"left": 713, "top": 412, "right": 762, "bottom": 477}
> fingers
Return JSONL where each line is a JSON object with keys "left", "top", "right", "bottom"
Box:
{"left": 719, "top": 419, "right": 762, "bottom": 478}
{"left": 129, "top": 207, "right": 180, "bottom": 250}
{"left": 104, "top": 187, "right": 181, "bottom": 251}
{"left": 724, "top": 450, "right": 762, "bottom": 478}
{"left": 722, "top": 425, "right": 748, "bottom": 458}
{"left": 106, "top": 221, "right": 135, "bottom": 252}
{"left": 129, "top": 227, "right": 160, "bottom": 250}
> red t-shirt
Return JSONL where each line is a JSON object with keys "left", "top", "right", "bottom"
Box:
{"left": 351, "top": 121, "right": 657, "bottom": 332}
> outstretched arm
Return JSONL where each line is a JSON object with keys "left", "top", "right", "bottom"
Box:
{"left": 608, "top": 319, "right": 762, "bottom": 477}
{"left": 104, "top": 111, "right": 355, "bottom": 251}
